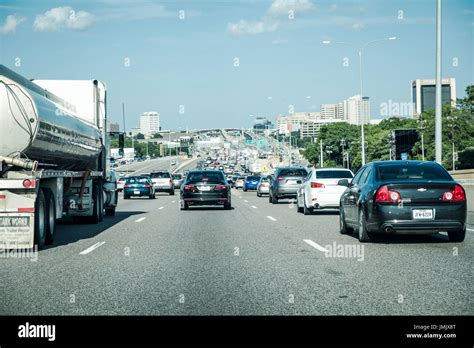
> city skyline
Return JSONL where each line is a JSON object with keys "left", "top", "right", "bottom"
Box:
{"left": 1, "top": 0, "right": 472, "bottom": 130}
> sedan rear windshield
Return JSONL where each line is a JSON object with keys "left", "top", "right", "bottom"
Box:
{"left": 247, "top": 176, "right": 261, "bottom": 181}
{"left": 172, "top": 175, "right": 182, "bottom": 179}
{"left": 186, "top": 172, "right": 225, "bottom": 183}
{"left": 316, "top": 170, "right": 353, "bottom": 179}
{"left": 278, "top": 169, "right": 308, "bottom": 177}
{"left": 126, "top": 177, "right": 149, "bottom": 183}
{"left": 150, "top": 172, "right": 171, "bottom": 178}
{"left": 376, "top": 163, "right": 452, "bottom": 181}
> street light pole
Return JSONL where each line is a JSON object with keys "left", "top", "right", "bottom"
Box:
{"left": 323, "top": 37, "right": 396, "bottom": 166}
{"left": 435, "top": 0, "right": 443, "bottom": 164}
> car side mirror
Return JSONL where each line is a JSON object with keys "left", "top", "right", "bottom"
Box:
{"left": 338, "top": 179, "right": 350, "bottom": 187}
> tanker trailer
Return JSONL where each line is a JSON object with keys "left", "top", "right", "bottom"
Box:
{"left": 0, "top": 64, "right": 120, "bottom": 249}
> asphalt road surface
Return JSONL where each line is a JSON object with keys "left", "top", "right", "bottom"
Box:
{"left": 1, "top": 160, "right": 472, "bottom": 315}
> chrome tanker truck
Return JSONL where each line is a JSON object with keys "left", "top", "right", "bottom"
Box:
{"left": 0, "top": 65, "right": 122, "bottom": 249}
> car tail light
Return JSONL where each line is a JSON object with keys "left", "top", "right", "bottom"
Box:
{"left": 143, "top": 184, "right": 151, "bottom": 188}
{"left": 214, "top": 185, "right": 227, "bottom": 190}
{"left": 375, "top": 185, "right": 401, "bottom": 203}
{"left": 22, "top": 179, "right": 35, "bottom": 188}
{"left": 124, "top": 184, "right": 130, "bottom": 188}
{"left": 184, "top": 185, "right": 196, "bottom": 191}
{"left": 276, "top": 177, "right": 285, "bottom": 181}
{"left": 310, "top": 182, "right": 325, "bottom": 188}
{"left": 443, "top": 185, "right": 465, "bottom": 201}
{"left": 261, "top": 184, "right": 268, "bottom": 187}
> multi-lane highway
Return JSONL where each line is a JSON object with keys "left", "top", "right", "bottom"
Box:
{"left": 1, "top": 159, "right": 472, "bottom": 316}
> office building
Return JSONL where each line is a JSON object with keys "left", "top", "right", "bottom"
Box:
{"left": 411, "top": 78, "right": 456, "bottom": 116}
{"left": 139, "top": 111, "right": 160, "bottom": 136}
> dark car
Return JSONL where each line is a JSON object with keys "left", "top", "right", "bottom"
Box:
{"left": 339, "top": 161, "right": 467, "bottom": 242}
{"left": 243, "top": 175, "right": 261, "bottom": 191}
{"left": 123, "top": 176, "right": 156, "bottom": 199}
{"left": 180, "top": 170, "right": 231, "bottom": 210}
{"left": 269, "top": 167, "right": 309, "bottom": 204}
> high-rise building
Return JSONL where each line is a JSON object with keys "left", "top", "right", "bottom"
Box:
{"left": 253, "top": 116, "right": 273, "bottom": 132}
{"left": 139, "top": 112, "right": 160, "bottom": 136}
{"left": 276, "top": 112, "right": 319, "bottom": 134}
{"left": 320, "top": 104, "right": 337, "bottom": 120}
{"left": 344, "top": 95, "right": 370, "bottom": 125}
{"left": 411, "top": 78, "right": 456, "bottom": 116}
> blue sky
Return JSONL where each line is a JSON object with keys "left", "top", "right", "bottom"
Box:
{"left": 1, "top": 0, "right": 473, "bottom": 131}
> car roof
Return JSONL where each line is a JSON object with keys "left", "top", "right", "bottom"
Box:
{"left": 369, "top": 160, "right": 437, "bottom": 166}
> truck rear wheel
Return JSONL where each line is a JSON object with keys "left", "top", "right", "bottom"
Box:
{"left": 43, "top": 188, "right": 56, "bottom": 245}
{"left": 86, "top": 184, "right": 102, "bottom": 224}
{"left": 34, "top": 190, "right": 47, "bottom": 249}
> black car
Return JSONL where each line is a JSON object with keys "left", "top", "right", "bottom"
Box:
{"left": 339, "top": 161, "right": 467, "bottom": 242}
{"left": 180, "top": 170, "right": 231, "bottom": 210}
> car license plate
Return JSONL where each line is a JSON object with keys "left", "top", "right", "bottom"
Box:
{"left": 200, "top": 186, "right": 211, "bottom": 191}
{"left": 412, "top": 209, "right": 433, "bottom": 220}
{"left": 288, "top": 180, "right": 297, "bottom": 184}
{"left": 134, "top": 190, "right": 140, "bottom": 195}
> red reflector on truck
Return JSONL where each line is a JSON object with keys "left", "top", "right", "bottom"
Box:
{"left": 22, "top": 179, "right": 35, "bottom": 188}
{"left": 18, "top": 208, "right": 34, "bottom": 213}
{"left": 0, "top": 195, "right": 6, "bottom": 199}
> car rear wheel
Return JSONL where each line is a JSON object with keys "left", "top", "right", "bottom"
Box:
{"left": 224, "top": 202, "right": 232, "bottom": 210}
{"left": 124, "top": 194, "right": 129, "bottom": 200}
{"left": 272, "top": 196, "right": 278, "bottom": 204}
{"left": 169, "top": 190, "right": 175, "bottom": 196}
{"left": 296, "top": 196, "right": 303, "bottom": 213}
{"left": 302, "top": 195, "right": 312, "bottom": 215}
{"left": 339, "top": 207, "right": 353, "bottom": 235}
{"left": 257, "top": 192, "right": 261, "bottom": 197}
{"left": 448, "top": 227, "right": 466, "bottom": 242}
{"left": 357, "top": 209, "right": 371, "bottom": 242}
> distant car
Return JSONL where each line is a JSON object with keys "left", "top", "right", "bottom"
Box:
{"left": 117, "top": 177, "right": 127, "bottom": 191}
{"left": 257, "top": 177, "right": 270, "bottom": 197}
{"left": 180, "top": 170, "right": 231, "bottom": 210}
{"left": 235, "top": 177, "right": 245, "bottom": 189}
{"left": 243, "top": 175, "right": 261, "bottom": 192}
{"left": 339, "top": 161, "right": 467, "bottom": 242}
{"left": 123, "top": 176, "right": 155, "bottom": 199}
{"left": 296, "top": 168, "right": 354, "bottom": 215}
{"left": 226, "top": 176, "right": 234, "bottom": 186}
{"left": 150, "top": 171, "right": 174, "bottom": 195}
{"left": 269, "top": 167, "right": 309, "bottom": 204}
{"left": 171, "top": 159, "right": 176, "bottom": 165}
{"left": 172, "top": 174, "right": 184, "bottom": 189}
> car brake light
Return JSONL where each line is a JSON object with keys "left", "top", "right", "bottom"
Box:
{"left": 443, "top": 185, "right": 465, "bottom": 201}
{"left": 184, "top": 185, "right": 196, "bottom": 191}
{"left": 124, "top": 184, "right": 130, "bottom": 188}
{"left": 214, "top": 185, "right": 227, "bottom": 190}
{"left": 143, "top": 184, "right": 151, "bottom": 188}
{"left": 375, "top": 185, "right": 401, "bottom": 203}
{"left": 310, "top": 182, "right": 325, "bottom": 188}
{"left": 276, "top": 177, "right": 285, "bottom": 181}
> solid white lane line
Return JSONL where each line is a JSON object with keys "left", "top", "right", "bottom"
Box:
{"left": 251, "top": 205, "right": 257, "bottom": 209}
{"left": 79, "top": 241, "right": 106, "bottom": 255}
{"left": 303, "top": 239, "right": 329, "bottom": 253}
{"left": 267, "top": 216, "right": 277, "bottom": 221}
{"left": 467, "top": 228, "right": 474, "bottom": 232}
{"left": 135, "top": 217, "right": 146, "bottom": 222}
{"left": 244, "top": 200, "right": 248, "bottom": 203}
{"left": 158, "top": 206, "right": 164, "bottom": 210}
{"left": 172, "top": 201, "right": 176, "bottom": 203}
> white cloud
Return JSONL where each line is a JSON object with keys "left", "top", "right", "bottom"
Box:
{"left": 34, "top": 6, "right": 95, "bottom": 32}
{"left": 0, "top": 15, "right": 25, "bottom": 34}
{"left": 267, "top": 0, "right": 315, "bottom": 17}
{"left": 272, "top": 36, "right": 288, "bottom": 45}
{"left": 227, "top": 18, "right": 278, "bottom": 35}
{"left": 351, "top": 22, "right": 365, "bottom": 31}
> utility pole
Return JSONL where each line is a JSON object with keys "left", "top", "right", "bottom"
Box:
{"left": 435, "top": 0, "right": 443, "bottom": 164}
{"left": 320, "top": 138, "right": 324, "bottom": 168}
{"left": 122, "top": 103, "right": 125, "bottom": 134}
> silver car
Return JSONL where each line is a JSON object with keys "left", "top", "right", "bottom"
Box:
{"left": 256, "top": 177, "right": 270, "bottom": 197}
{"left": 172, "top": 173, "right": 184, "bottom": 189}
{"left": 269, "top": 167, "right": 309, "bottom": 204}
